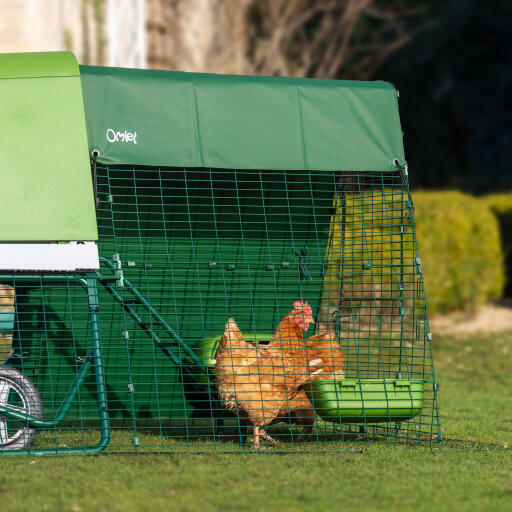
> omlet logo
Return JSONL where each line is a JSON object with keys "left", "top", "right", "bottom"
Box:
{"left": 106, "top": 128, "right": 138, "bottom": 144}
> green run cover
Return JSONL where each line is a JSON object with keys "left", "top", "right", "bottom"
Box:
{"left": 80, "top": 65, "right": 405, "bottom": 172}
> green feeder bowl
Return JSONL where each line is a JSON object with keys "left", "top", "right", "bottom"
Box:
{"left": 193, "top": 332, "right": 274, "bottom": 384}
{"left": 304, "top": 378, "right": 424, "bottom": 423}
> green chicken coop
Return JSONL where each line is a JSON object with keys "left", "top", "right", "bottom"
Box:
{"left": 0, "top": 51, "right": 441, "bottom": 454}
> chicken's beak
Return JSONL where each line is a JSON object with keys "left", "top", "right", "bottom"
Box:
{"left": 302, "top": 316, "right": 315, "bottom": 331}
{"left": 293, "top": 309, "right": 315, "bottom": 331}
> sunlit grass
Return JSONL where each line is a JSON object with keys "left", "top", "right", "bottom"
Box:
{"left": 0, "top": 328, "right": 510, "bottom": 511}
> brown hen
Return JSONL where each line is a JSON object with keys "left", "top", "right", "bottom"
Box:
{"left": 215, "top": 301, "right": 319, "bottom": 448}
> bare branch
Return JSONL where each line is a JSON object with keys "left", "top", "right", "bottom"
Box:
{"left": 146, "top": 0, "right": 437, "bottom": 81}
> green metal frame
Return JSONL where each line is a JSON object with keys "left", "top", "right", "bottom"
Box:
{"left": 97, "top": 257, "right": 226, "bottom": 419}
{"left": 0, "top": 258, "right": 235, "bottom": 455}
{"left": 0, "top": 274, "right": 109, "bottom": 455}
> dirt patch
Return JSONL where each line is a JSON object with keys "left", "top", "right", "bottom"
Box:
{"left": 430, "top": 302, "right": 512, "bottom": 335}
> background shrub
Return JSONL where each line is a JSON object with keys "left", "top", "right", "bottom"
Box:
{"left": 414, "top": 191, "right": 504, "bottom": 314}
{"left": 482, "top": 194, "right": 512, "bottom": 296}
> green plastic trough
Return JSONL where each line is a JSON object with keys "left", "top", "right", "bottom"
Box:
{"left": 304, "top": 378, "right": 424, "bottom": 423}
{"left": 194, "top": 335, "right": 424, "bottom": 422}
{"left": 193, "top": 333, "right": 273, "bottom": 385}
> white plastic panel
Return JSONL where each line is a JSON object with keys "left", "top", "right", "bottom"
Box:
{"left": 0, "top": 242, "right": 99, "bottom": 271}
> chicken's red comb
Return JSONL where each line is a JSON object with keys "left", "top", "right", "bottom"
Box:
{"left": 293, "top": 300, "right": 312, "bottom": 315}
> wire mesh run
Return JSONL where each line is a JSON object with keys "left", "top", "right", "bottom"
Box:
{"left": 0, "top": 167, "right": 441, "bottom": 454}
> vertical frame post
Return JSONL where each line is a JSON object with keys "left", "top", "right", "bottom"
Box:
{"left": 86, "top": 274, "right": 110, "bottom": 451}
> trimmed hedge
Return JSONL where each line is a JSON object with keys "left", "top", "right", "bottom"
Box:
{"left": 482, "top": 193, "right": 512, "bottom": 296}
{"left": 414, "top": 191, "right": 504, "bottom": 314}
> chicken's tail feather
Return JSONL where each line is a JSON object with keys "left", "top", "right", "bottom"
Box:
{"left": 218, "top": 317, "right": 246, "bottom": 350}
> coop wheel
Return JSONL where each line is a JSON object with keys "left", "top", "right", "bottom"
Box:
{"left": 0, "top": 367, "right": 43, "bottom": 451}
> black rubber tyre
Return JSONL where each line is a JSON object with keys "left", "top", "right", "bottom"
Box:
{"left": 0, "top": 366, "right": 43, "bottom": 451}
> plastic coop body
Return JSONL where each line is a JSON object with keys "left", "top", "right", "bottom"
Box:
{"left": 0, "top": 52, "right": 98, "bottom": 271}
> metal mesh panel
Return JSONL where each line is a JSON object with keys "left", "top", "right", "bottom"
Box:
{"left": 0, "top": 167, "right": 441, "bottom": 454}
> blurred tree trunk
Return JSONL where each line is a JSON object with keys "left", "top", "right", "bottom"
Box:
{"left": 146, "top": 0, "right": 252, "bottom": 73}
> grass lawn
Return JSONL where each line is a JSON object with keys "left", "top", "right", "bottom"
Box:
{"left": 0, "top": 329, "right": 510, "bottom": 512}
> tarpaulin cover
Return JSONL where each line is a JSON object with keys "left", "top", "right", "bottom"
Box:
{"left": 80, "top": 65, "right": 405, "bottom": 171}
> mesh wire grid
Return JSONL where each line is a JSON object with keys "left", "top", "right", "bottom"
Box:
{"left": 0, "top": 166, "right": 441, "bottom": 454}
